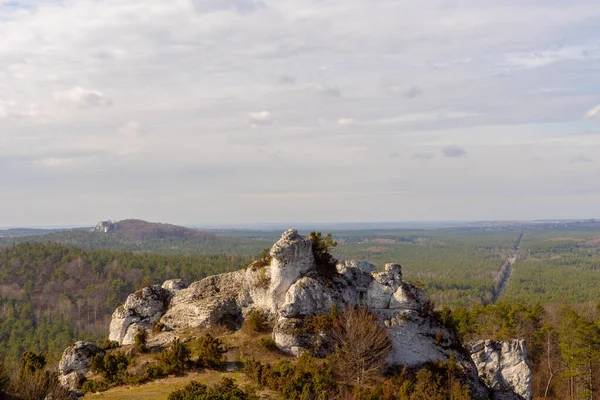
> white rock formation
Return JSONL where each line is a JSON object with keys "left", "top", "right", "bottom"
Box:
{"left": 101, "top": 229, "right": 531, "bottom": 400}
{"left": 58, "top": 341, "right": 105, "bottom": 391}
{"left": 469, "top": 339, "right": 533, "bottom": 400}
{"left": 108, "top": 284, "right": 173, "bottom": 345}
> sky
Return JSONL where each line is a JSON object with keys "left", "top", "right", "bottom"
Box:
{"left": 1, "top": 0, "right": 599, "bottom": 226}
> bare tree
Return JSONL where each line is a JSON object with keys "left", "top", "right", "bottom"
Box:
{"left": 330, "top": 306, "right": 392, "bottom": 388}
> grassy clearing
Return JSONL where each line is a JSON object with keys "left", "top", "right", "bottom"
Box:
{"left": 83, "top": 371, "right": 278, "bottom": 399}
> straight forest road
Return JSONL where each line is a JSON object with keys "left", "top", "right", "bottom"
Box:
{"left": 491, "top": 229, "right": 524, "bottom": 304}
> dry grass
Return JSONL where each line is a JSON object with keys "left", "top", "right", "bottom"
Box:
{"left": 83, "top": 371, "right": 278, "bottom": 399}
{"left": 83, "top": 326, "right": 288, "bottom": 399}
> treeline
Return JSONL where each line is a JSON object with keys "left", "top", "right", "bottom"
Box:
{"left": 448, "top": 301, "right": 600, "bottom": 399}
{"left": 0, "top": 242, "right": 255, "bottom": 362}
{"left": 504, "top": 231, "right": 600, "bottom": 304}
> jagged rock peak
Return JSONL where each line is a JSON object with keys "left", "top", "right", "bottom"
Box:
{"left": 469, "top": 339, "right": 533, "bottom": 400}
{"left": 91, "top": 220, "right": 119, "bottom": 233}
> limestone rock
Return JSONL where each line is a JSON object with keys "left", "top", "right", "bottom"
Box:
{"left": 268, "top": 229, "right": 315, "bottom": 310}
{"left": 108, "top": 285, "right": 171, "bottom": 345}
{"left": 162, "top": 279, "right": 188, "bottom": 293}
{"left": 469, "top": 339, "right": 533, "bottom": 400}
{"left": 59, "top": 341, "right": 105, "bottom": 375}
{"left": 58, "top": 371, "right": 85, "bottom": 391}
{"left": 337, "top": 259, "right": 377, "bottom": 273}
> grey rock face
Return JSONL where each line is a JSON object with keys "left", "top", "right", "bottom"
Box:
{"left": 58, "top": 341, "right": 105, "bottom": 391}
{"left": 59, "top": 341, "right": 105, "bottom": 375}
{"left": 108, "top": 284, "right": 172, "bottom": 345}
{"left": 337, "top": 259, "right": 377, "bottom": 273}
{"left": 162, "top": 279, "right": 188, "bottom": 293}
{"left": 91, "top": 220, "right": 119, "bottom": 233}
{"left": 469, "top": 339, "right": 533, "bottom": 400}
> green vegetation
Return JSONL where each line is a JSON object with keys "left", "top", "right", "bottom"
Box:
{"left": 0, "top": 242, "right": 254, "bottom": 362}
{"left": 168, "top": 377, "right": 257, "bottom": 400}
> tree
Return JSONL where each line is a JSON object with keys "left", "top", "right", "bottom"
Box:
{"left": 330, "top": 306, "right": 392, "bottom": 388}
{"left": 134, "top": 329, "right": 148, "bottom": 353}
{"left": 308, "top": 232, "right": 337, "bottom": 277}
{"left": 157, "top": 339, "right": 191, "bottom": 375}
{"left": 195, "top": 334, "right": 227, "bottom": 369}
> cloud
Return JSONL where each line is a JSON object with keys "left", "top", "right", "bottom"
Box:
{"left": 388, "top": 151, "right": 400, "bottom": 159}
{"left": 337, "top": 118, "right": 354, "bottom": 126}
{"left": 412, "top": 152, "right": 435, "bottom": 160}
{"left": 313, "top": 83, "right": 341, "bottom": 98}
{"left": 570, "top": 154, "right": 593, "bottom": 164}
{"left": 404, "top": 85, "right": 421, "bottom": 99}
{"left": 193, "top": 0, "right": 266, "bottom": 15}
{"left": 0, "top": 98, "right": 40, "bottom": 119}
{"left": 442, "top": 145, "right": 467, "bottom": 158}
{"left": 118, "top": 121, "right": 141, "bottom": 138}
{"left": 278, "top": 75, "right": 296, "bottom": 85}
{"left": 505, "top": 45, "right": 600, "bottom": 69}
{"left": 35, "top": 158, "right": 71, "bottom": 167}
{"left": 248, "top": 111, "right": 272, "bottom": 125}
{"left": 584, "top": 105, "right": 600, "bottom": 120}
{"left": 53, "top": 87, "right": 112, "bottom": 108}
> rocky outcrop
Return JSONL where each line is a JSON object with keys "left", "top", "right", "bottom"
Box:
{"left": 109, "top": 284, "right": 173, "bottom": 345}
{"left": 58, "top": 341, "right": 105, "bottom": 391}
{"left": 469, "top": 339, "right": 533, "bottom": 400}
{"left": 101, "top": 229, "right": 530, "bottom": 400}
{"left": 91, "top": 220, "right": 119, "bottom": 233}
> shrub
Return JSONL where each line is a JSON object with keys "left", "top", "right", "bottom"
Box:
{"left": 134, "top": 330, "right": 148, "bottom": 353}
{"left": 244, "top": 310, "right": 267, "bottom": 333}
{"left": 146, "top": 363, "right": 168, "bottom": 380}
{"left": 244, "top": 354, "right": 337, "bottom": 400}
{"left": 81, "top": 379, "right": 110, "bottom": 393}
{"left": 309, "top": 232, "right": 338, "bottom": 278}
{"left": 195, "top": 334, "right": 227, "bottom": 369}
{"left": 156, "top": 339, "right": 191, "bottom": 375}
{"left": 152, "top": 320, "right": 166, "bottom": 334}
{"left": 252, "top": 248, "right": 272, "bottom": 269}
{"left": 12, "top": 369, "right": 71, "bottom": 400}
{"left": 19, "top": 351, "right": 46, "bottom": 377}
{"left": 258, "top": 337, "right": 278, "bottom": 351}
{"left": 90, "top": 352, "right": 130, "bottom": 383}
{"left": 100, "top": 340, "right": 121, "bottom": 350}
{"left": 168, "top": 377, "right": 257, "bottom": 400}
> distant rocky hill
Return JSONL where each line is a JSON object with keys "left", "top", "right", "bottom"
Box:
{"left": 1, "top": 219, "right": 271, "bottom": 255}
{"left": 59, "top": 229, "right": 533, "bottom": 400}
{"left": 91, "top": 219, "right": 216, "bottom": 242}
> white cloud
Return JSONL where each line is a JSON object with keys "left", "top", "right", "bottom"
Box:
{"left": 585, "top": 105, "right": 600, "bottom": 119}
{"left": 337, "top": 118, "right": 354, "bottom": 126}
{"left": 248, "top": 111, "right": 272, "bottom": 125}
{"left": 53, "top": 87, "right": 112, "bottom": 108}
{"left": 0, "top": 0, "right": 600, "bottom": 224}
{"left": 118, "top": 121, "right": 141, "bottom": 138}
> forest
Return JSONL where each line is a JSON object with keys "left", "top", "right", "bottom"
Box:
{"left": 0, "top": 222, "right": 598, "bottom": 399}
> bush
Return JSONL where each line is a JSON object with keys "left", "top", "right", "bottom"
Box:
{"left": 100, "top": 340, "right": 121, "bottom": 350}
{"left": 195, "top": 334, "right": 227, "bottom": 369}
{"left": 134, "top": 330, "right": 148, "bottom": 353}
{"left": 90, "top": 352, "right": 130, "bottom": 383}
{"left": 244, "top": 355, "right": 337, "bottom": 400}
{"left": 252, "top": 248, "right": 272, "bottom": 269}
{"left": 156, "top": 339, "right": 191, "bottom": 375}
{"left": 152, "top": 320, "right": 166, "bottom": 334}
{"left": 258, "top": 337, "right": 278, "bottom": 351}
{"left": 81, "top": 379, "right": 110, "bottom": 393}
{"left": 19, "top": 351, "right": 46, "bottom": 377}
{"left": 146, "top": 363, "right": 168, "bottom": 380}
{"left": 11, "top": 370, "right": 71, "bottom": 400}
{"left": 168, "top": 377, "right": 257, "bottom": 400}
{"left": 309, "top": 232, "right": 338, "bottom": 278}
{"left": 244, "top": 310, "right": 267, "bottom": 333}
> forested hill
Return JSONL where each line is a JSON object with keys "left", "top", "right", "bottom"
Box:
{"left": 0, "top": 220, "right": 272, "bottom": 255}
{"left": 0, "top": 242, "right": 255, "bottom": 362}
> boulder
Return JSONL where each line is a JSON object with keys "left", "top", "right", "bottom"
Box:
{"left": 469, "top": 339, "right": 533, "bottom": 400}
{"left": 58, "top": 341, "right": 105, "bottom": 376}
{"left": 162, "top": 279, "right": 188, "bottom": 293}
{"left": 108, "top": 285, "right": 171, "bottom": 345}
